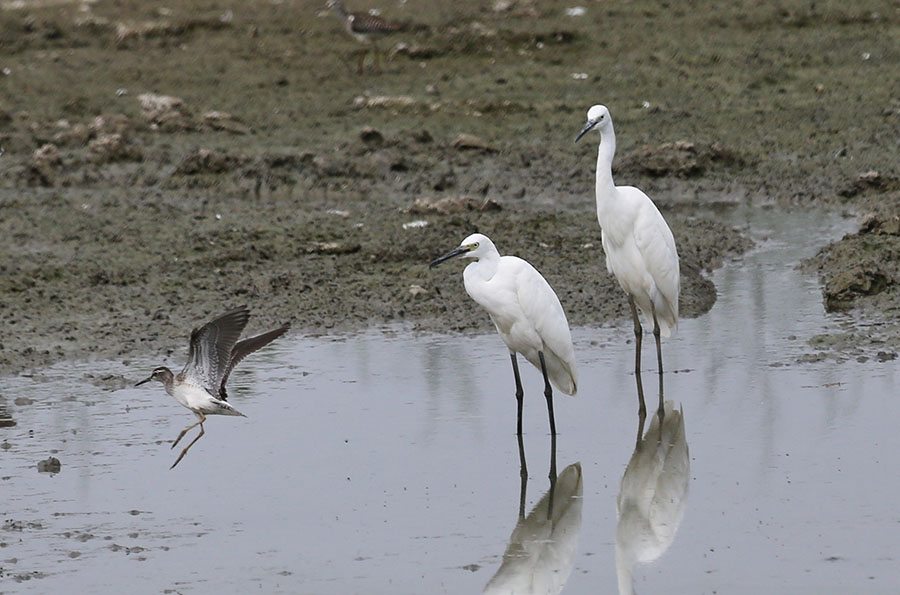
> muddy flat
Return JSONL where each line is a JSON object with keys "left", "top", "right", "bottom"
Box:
{"left": 0, "top": 0, "right": 897, "bottom": 374}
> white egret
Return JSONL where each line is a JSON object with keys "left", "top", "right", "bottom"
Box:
{"left": 576, "top": 104, "right": 680, "bottom": 416}
{"left": 429, "top": 233, "right": 578, "bottom": 436}
{"left": 136, "top": 306, "right": 290, "bottom": 469}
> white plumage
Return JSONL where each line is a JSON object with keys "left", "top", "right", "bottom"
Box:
{"left": 430, "top": 233, "right": 577, "bottom": 435}
{"left": 576, "top": 104, "right": 680, "bottom": 412}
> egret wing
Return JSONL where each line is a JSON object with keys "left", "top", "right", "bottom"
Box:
{"left": 514, "top": 260, "right": 578, "bottom": 394}
{"left": 182, "top": 306, "right": 250, "bottom": 392}
{"left": 633, "top": 201, "right": 680, "bottom": 322}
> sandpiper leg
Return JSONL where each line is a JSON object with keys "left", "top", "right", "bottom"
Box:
{"left": 172, "top": 413, "right": 206, "bottom": 449}
{"left": 538, "top": 351, "right": 557, "bottom": 436}
{"left": 356, "top": 49, "right": 366, "bottom": 75}
{"left": 170, "top": 418, "right": 206, "bottom": 470}
{"left": 510, "top": 352, "right": 525, "bottom": 436}
{"left": 628, "top": 296, "right": 646, "bottom": 417}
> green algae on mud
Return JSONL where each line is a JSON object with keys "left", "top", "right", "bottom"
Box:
{"left": 0, "top": 0, "right": 898, "bottom": 374}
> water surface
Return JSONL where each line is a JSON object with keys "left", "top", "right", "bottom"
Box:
{"left": 2, "top": 208, "right": 898, "bottom": 593}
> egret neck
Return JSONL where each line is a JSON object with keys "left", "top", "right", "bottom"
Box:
{"left": 594, "top": 121, "right": 618, "bottom": 221}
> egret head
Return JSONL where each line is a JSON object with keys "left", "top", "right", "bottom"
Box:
{"left": 135, "top": 366, "right": 174, "bottom": 387}
{"left": 429, "top": 233, "right": 496, "bottom": 268}
{"left": 574, "top": 104, "right": 611, "bottom": 143}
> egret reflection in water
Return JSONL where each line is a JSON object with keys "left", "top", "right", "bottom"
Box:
{"left": 484, "top": 436, "right": 583, "bottom": 595}
{"left": 616, "top": 400, "right": 689, "bottom": 595}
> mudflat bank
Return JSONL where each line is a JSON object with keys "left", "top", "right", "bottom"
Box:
{"left": 0, "top": 0, "right": 897, "bottom": 374}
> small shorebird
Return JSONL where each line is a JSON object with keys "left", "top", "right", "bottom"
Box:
{"left": 136, "top": 306, "right": 290, "bottom": 469}
{"left": 326, "top": 0, "right": 404, "bottom": 74}
{"left": 430, "top": 233, "right": 577, "bottom": 436}
{"left": 575, "top": 104, "right": 680, "bottom": 417}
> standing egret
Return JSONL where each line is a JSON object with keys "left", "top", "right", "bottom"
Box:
{"left": 429, "top": 233, "right": 577, "bottom": 436}
{"left": 136, "top": 306, "right": 290, "bottom": 469}
{"left": 575, "top": 104, "right": 680, "bottom": 416}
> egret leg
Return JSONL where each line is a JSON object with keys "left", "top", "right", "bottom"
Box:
{"left": 651, "top": 305, "right": 666, "bottom": 420}
{"left": 635, "top": 408, "right": 646, "bottom": 448}
{"left": 516, "top": 432, "right": 527, "bottom": 519}
{"left": 546, "top": 432, "right": 558, "bottom": 520}
{"left": 651, "top": 305, "right": 664, "bottom": 376}
{"left": 170, "top": 419, "right": 205, "bottom": 469}
{"left": 538, "top": 351, "right": 557, "bottom": 436}
{"left": 172, "top": 412, "right": 206, "bottom": 449}
{"left": 510, "top": 352, "right": 525, "bottom": 436}
{"left": 628, "top": 297, "right": 647, "bottom": 417}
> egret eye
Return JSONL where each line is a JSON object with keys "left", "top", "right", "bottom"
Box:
{"left": 471, "top": 242, "right": 479, "bottom": 250}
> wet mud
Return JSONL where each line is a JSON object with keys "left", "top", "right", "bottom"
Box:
{"left": 0, "top": 0, "right": 898, "bottom": 374}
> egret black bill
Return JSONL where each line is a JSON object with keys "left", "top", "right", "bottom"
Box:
{"left": 574, "top": 120, "right": 597, "bottom": 143}
{"left": 429, "top": 246, "right": 469, "bottom": 268}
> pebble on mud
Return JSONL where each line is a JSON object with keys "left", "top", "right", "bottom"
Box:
{"left": 352, "top": 95, "right": 420, "bottom": 111}
{"left": 408, "top": 284, "right": 428, "bottom": 297}
{"left": 37, "top": 457, "right": 62, "bottom": 474}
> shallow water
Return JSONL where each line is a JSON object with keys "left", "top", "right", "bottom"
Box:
{"left": 2, "top": 208, "right": 898, "bottom": 594}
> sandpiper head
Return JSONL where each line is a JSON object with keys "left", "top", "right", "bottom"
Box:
{"left": 429, "top": 233, "right": 495, "bottom": 268}
{"left": 135, "top": 366, "right": 174, "bottom": 387}
{"left": 574, "top": 104, "right": 611, "bottom": 143}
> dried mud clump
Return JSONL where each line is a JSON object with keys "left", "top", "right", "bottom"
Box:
{"left": 37, "top": 456, "right": 62, "bottom": 474}
{"left": 88, "top": 133, "right": 142, "bottom": 163}
{"left": 202, "top": 111, "right": 250, "bottom": 135}
{"left": 27, "top": 143, "right": 61, "bottom": 186}
{"left": 174, "top": 149, "right": 243, "bottom": 176}
{"left": 615, "top": 141, "right": 744, "bottom": 178}
{"left": 405, "top": 196, "right": 502, "bottom": 214}
{"left": 138, "top": 93, "right": 194, "bottom": 132}
{"left": 808, "top": 208, "right": 900, "bottom": 313}
{"left": 838, "top": 171, "right": 900, "bottom": 198}
{"left": 824, "top": 266, "right": 889, "bottom": 312}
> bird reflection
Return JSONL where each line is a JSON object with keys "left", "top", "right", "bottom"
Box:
{"left": 615, "top": 400, "right": 689, "bottom": 595}
{"left": 484, "top": 436, "right": 583, "bottom": 595}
